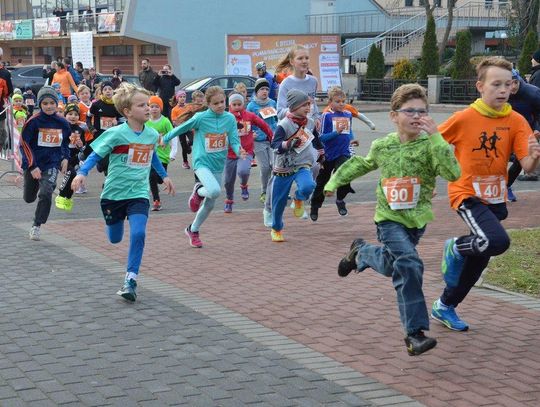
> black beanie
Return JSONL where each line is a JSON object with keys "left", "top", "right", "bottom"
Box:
{"left": 254, "top": 78, "right": 270, "bottom": 94}
{"left": 533, "top": 49, "right": 540, "bottom": 64}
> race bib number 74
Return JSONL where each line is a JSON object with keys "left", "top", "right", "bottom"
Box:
{"left": 127, "top": 143, "right": 153, "bottom": 168}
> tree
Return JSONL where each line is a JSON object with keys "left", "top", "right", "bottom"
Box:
{"left": 518, "top": 30, "right": 539, "bottom": 75}
{"left": 508, "top": 0, "right": 540, "bottom": 49}
{"left": 366, "top": 43, "right": 385, "bottom": 79}
{"left": 451, "top": 30, "right": 473, "bottom": 80}
{"left": 392, "top": 59, "right": 417, "bottom": 81}
{"left": 419, "top": 14, "right": 440, "bottom": 79}
{"left": 438, "top": 0, "right": 456, "bottom": 63}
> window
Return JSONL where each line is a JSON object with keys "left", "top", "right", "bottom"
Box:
{"left": 405, "top": 0, "right": 414, "bottom": 6}
{"left": 11, "top": 47, "right": 32, "bottom": 56}
{"left": 20, "top": 67, "right": 44, "bottom": 77}
{"left": 208, "top": 78, "right": 228, "bottom": 88}
{"left": 102, "top": 45, "right": 133, "bottom": 56}
{"left": 141, "top": 44, "right": 167, "bottom": 56}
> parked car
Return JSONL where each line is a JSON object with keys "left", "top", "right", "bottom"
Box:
{"left": 181, "top": 75, "right": 257, "bottom": 102}
{"left": 99, "top": 74, "right": 141, "bottom": 87}
{"left": 6, "top": 65, "right": 47, "bottom": 94}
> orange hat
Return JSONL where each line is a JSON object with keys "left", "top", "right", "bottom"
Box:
{"left": 149, "top": 95, "right": 163, "bottom": 111}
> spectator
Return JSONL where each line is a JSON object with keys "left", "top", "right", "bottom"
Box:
{"left": 138, "top": 58, "right": 158, "bottom": 92}
{"left": 59, "top": 7, "right": 68, "bottom": 35}
{"left": 52, "top": 61, "right": 78, "bottom": 100}
{"left": 84, "top": 5, "right": 94, "bottom": 31}
{"left": 111, "top": 67, "right": 125, "bottom": 89}
{"left": 75, "top": 61, "right": 84, "bottom": 75}
{"left": 63, "top": 57, "right": 81, "bottom": 85}
{"left": 153, "top": 64, "right": 180, "bottom": 119}
{"left": 86, "top": 66, "right": 102, "bottom": 96}
{"left": 14, "top": 58, "right": 23, "bottom": 67}
{"left": 42, "top": 61, "right": 58, "bottom": 85}
{"left": 529, "top": 49, "right": 540, "bottom": 89}
{"left": 0, "top": 61, "right": 14, "bottom": 151}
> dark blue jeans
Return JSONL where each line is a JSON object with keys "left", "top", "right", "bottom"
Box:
{"left": 356, "top": 221, "right": 428, "bottom": 335}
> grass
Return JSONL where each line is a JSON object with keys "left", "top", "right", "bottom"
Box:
{"left": 483, "top": 228, "right": 540, "bottom": 297}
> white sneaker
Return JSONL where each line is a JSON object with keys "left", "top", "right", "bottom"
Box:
{"left": 263, "top": 208, "right": 272, "bottom": 228}
{"left": 29, "top": 226, "right": 40, "bottom": 241}
{"left": 75, "top": 185, "right": 87, "bottom": 194}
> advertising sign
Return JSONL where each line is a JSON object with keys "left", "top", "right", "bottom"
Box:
{"left": 14, "top": 20, "right": 33, "bottom": 40}
{"left": 226, "top": 34, "right": 341, "bottom": 92}
{"left": 71, "top": 31, "right": 94, "bottom": 70}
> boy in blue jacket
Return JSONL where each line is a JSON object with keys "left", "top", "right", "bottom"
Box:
{"left": 20, "top": 86, "right": 71, "bottom": 241}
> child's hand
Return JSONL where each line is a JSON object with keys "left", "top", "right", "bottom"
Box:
{"left": 369, "top": 124, "right": 376, "bottom": 130}
{"left": 71, "top": 174, "right": 86, "bottom": 191}
{"left": 239, "top": 148, "right": 248, "bottom": 160}
{"left": 350, "top": 139, "right": 359, "bottom": 147}
{"left": 60, "top": 159, "right": 68, "bottom": 174}
{"left": 324, "top": 189, "right": 334, "bottom": 197}
{"left": 529, "top": 134, "right": 540, "bottom": 159}
{"left": 336, "top": 121, "right": 347, "bottom": 133}
{"left": 284, "top": 137, "right": 301, "bottom": 150}
{"left": 162, "top": 177, "right": 176, "bottom": 196}
{"left": 30, "top": 167, "right": 41, "bottom": 180}
{"left": 418, "top": 116, "right": 438, "bottom": 135}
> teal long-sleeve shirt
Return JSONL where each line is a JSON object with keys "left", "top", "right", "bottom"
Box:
{"left": 325, "top": 132, "right": 461, "bottom": 229}
{"left": 163, "top": 109, "right": 240, "bottom": 172}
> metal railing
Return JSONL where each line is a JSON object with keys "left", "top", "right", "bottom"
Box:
{"left": 358, "top": 79, "right": 429, "bottom": 102}
{"left": 439, "top": 78, "right": 479, "bottom": 104}
{"left": 0, "top": 10, "right": 124, "bottom": 40}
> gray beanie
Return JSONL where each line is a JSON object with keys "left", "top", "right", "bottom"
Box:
{"left": 286, "top": 89, "right": 309, "bottom": 112}
{"left": 254, "top": 78, "right": 270, "bottom": 94}
{"left": 37, "top": 86, "right": 59, "bottom": 107}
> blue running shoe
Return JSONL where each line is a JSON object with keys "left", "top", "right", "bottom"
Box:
{"left": 117, "top": 278, "right": 137, "bottom": 302}
{"left": 507, "top": 187, "right": 517, "bottom": 202}
{"left": 431, "top": 300, "right": 469, "bottom": 331}
{"left": 441, "top": 238, "right": 465, "bottom": 288}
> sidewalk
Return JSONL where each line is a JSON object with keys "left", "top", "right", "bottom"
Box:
{"left": 1, "top": 159, "right": 539, "bottom": 406}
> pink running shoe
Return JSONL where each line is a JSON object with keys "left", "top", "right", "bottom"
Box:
{"left": 182, "top": 161, "right": 190, "bottom": 169}
{"left": 188, "top": 182, "right": 204, "bottom": 212}
{"left": 185, "top": 225, "right": 203, "bottom": 248}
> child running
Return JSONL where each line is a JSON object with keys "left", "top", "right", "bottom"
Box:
{"left": 431, "top": 57, "right": 540, "bottom": 332}
{"left": 55, "top": 103, "right": 89, "bottom": 212}
{"left": 20, "top": 86, "right": 71, "bottom": 241}
{"left": 23, "top": 86, "right": 36, "bottom": 116}
{"left": 170, "top": 90, "right": 193, "bottom": 169}
{"left": 310, "top": 86, "right": 355, "bottom": 221}
{"left": 325, "top": 84, "right": 461, "bottom": 356}
{"left": 162, "top": 86, "right": 245, "bottom": 248}
{"left": 224, "top": 92, "right": 273, "bottom": 213}
{"left": 146, "top": 95, "right": 176, "bottom": 211}
{"left": 71, "top": 83, "right": 175, "bottom": 302}
{"left": 12, "top": 93, "right": 28, "bottom": 134}
{"left": 270, "top": 89, "right": 324, "bottom": 242}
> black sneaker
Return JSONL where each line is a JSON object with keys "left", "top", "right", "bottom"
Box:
{"left": 337, "top": 238, "right": 365, "bottom": 277}
{"left": 404, "top": 331, "right": 437, "bottom": 356}
{"left": 336, "top": 200, "right": 347, "bottom": 216}
{"left": 310, "top": 206, "right": 319, "bottom": 221}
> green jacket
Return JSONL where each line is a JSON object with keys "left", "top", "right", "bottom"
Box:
{"left": 325, "top": 132, "right": 461, "bottom": 229}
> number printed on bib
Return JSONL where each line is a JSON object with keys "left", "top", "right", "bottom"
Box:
{"left": 293, "top": 128, "right": 315, "bottom": 153}
{"left": 127, "top": 143, "right": 153, "bottom": 168}
{"left": 332, "top": 117, "right": 350, "bottom": 134}
{"left": 205, "top": 133, "right": 227, "bottom": 153}
{"left": 259, "top": 107, "right": 277, "bottom": 119}
{"left": 382, "top": 177, "right": 421, "bottom": 210}
{"left": 69, "top": 132, "right": 81, "bottom": 148}
{"left": 100, "top": 116, "right": 117, "bottom": 129}
{"left": 37, "top": 128, "right": 62, "bottom": 147}
{"left": 240, "top": 121, "right": 252, "bottom": 136}
{"left": 16, "top": 117, "right": 25, "bottom": 127}
{"left": 26, "top": 99, "right": 35, "bottom": 106}
{"left": 472, "top": 175, "right": 506, "bottom": 204}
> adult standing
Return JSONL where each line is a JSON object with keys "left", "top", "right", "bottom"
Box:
{"left": 153, "top": 64, "right": 180, "bottom": 119}
{"left": 111, "top": 67, "right": 125, "bottom": 90}
{"left": 521, "top": 49, "right": 540, "bottom": 181}
{"left": 59, "top": 7, "right": 68, "bottom": 36}
{"left": 63, "top": 57, "right": 81, "bottom": 85}
{"left": 42, "top": 61, "right": 58, "bottom": 85}
{"left": 138, "top": 58, "right": 158, "bottom": 93}
{"left": 86, "top": 67, "right": 102, "bottom": 96}
{"left": 0, "top": 59, "right": 14, "bottom": 151}
{"left": 255, "top": 61, "right": 278, "bottom": 101}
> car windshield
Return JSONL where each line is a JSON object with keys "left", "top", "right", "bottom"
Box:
{"left": 183, "top": 77, "right": 211, "bottom": 91}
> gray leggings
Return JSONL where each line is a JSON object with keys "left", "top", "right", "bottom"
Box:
{"left": 23, "top": 167, "right": 59, "bottom": 226}
{"left": 223, "top": 154, "right": 253, "bottom": 201}
{"left": 253, "top": 141, "right": 273, "bottom": 194}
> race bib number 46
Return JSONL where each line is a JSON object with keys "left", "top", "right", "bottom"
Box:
{"left": 472, "top": 175, "right": 506, "bottom": 204}
{"left": 382, "top": 177, "right": 421, "bottom": 210}
{"left": 127, "top": 143, "right": 153, "bottom": 168}
{"left": 37, "top": 128, "right": 62, "bottom": 147}
{"left": 205, "top": 133, "right": 227, "bottom": 153}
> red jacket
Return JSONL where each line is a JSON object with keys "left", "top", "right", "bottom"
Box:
{"left": 228, "top": 109, "right": 273, "bottom": 159}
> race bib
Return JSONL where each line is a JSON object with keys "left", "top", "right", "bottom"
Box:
{"left": 332, "top": 117, "right": 350, "bottom": 134}
{"left": 472, "top": 175, "right": 506, "bottom": 204}
{"left": 16, "top": 117, "right": 25, "bottom": 127}
{"left": 100, "top": 116, "right": 117, "bottom": 129}
{"left": 259, "top": 107, "right": 277, "bottom": 119}
{"left": 37, "top": 128, "right": 62, "bottom": 147}
{"left": 382, "top": 177, "right": 421, "bottom": 210}
{"left": 69, "top": 132, "right": 81, "bottom": 148}
{"left": 25, "top": 99, "right": 35, "bottom": 106}
{"left": 127, "top": 143, "right": 153, "bottom": 168}
{"left": 293, "top": 127, "right": 315, "bottom": 153}
{"left": 205, "top": 132, "right": 227, "bottom": 153}
{"left": 240, "top": 121, "right": 251, "bottom": 136}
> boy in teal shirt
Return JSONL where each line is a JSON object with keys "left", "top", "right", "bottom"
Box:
{"left": 72, "top": 83, "right": 175, "bottom": 302}
{"left": 324, "top": 84, "right": 461, "bottom": 356}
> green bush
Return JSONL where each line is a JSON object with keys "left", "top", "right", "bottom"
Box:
{"left": 366, "top": 43, "right": 386, "bottom": 79}
{"left": 518, "top": 30, "right": 538, "bottom": 75}
{"left": 392, "top": 59, "right": 417, "bottom": 80}
{"left": 419, "top": 14, "right": 440, "bottom": 79}
{"left": 452, "top": 30, "right": 474, "bottom": 79}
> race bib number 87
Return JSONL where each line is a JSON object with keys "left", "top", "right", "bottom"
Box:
{"left": 37, "top": 128, "right": 62, "bottom": 147}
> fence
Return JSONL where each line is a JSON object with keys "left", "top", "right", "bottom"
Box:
{"left": 439, "top": 78, "right": 479, "bottom": 104}
{"left": 357, "top": 78, "right": 429, "bottom": 102}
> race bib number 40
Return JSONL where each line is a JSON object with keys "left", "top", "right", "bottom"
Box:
{"left": 472, "top": 175, "right": 506, "bottom": 204}
{"left": 37, "top": 128, "right": 62, "bottom": 147}
{"left": 127, "top": 143, "right": 153, "bottom": 168}
{"left": 382, "top": 177, "right": 421, "bottom": 210}
{"left": 205, "top": 133, "right": 227, "bottom": 153}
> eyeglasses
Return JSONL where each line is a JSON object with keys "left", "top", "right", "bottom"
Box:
{"left": 395, "top": 108, "right": 429, "bottom": 117}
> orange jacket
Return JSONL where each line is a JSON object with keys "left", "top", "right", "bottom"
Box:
{"left": 52, "top": 69, "right": 78, "bottom": 98}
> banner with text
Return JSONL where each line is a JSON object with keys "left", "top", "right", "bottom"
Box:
{"left": 226, "top": 34, "right": 341, "bottom": 92}
{"left": 70, "top": 31, "right": 94, "bottom": 69}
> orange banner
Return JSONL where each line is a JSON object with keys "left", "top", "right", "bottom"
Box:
{"left": 226, "top": 34, "right": 341, "bottom": 92}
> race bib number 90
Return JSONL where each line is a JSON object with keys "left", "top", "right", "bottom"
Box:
{"left": 37, "top": 128, "right": 62, "bottom": 147}
{"left": 205, "top": 133, "right": 227, "bottom": 153}
{"left": 472, "top": 175, "right": 506, "bottom": 204}
{"left": 127, "top": 143, "right": 153, "bottom": 168}
{"left": 382, "top": 177, "right": 421, "bottom": 210}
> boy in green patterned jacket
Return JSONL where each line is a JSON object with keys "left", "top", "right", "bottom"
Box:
{"left": 324, "top": 84, "right": 461, "bottom": 356}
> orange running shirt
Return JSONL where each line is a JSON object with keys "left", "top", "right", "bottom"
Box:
{"left": 323, "top": 104, "right": 359, "bottom": 118}
{"left": 439, "top": 107, "right": 531, "bottom": 209}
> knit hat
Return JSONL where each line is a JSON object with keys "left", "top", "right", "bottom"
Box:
{"left": 175, "top": 90, "right": 186, "bottom": 99}
{"left": 37, "top": 86, "right": 59, "bottom": 106}
{"left": 511, "top": 69, "right": 521, "bottom": 80}
{"left": 533, "top": 49, "right": 540, "bottom": 64}
{"left": 12, "top": 93, "right": 23, "bottom": 101}
{"left": 286, "top": 89, "right": 310, "bottom": 112}
{"left": 228, "top": 93, "right": 244, "bottom": 105}
{"left": 67, "top": 94, "right": 78, "bottom": 103}
{"left": 254, "top": 78, "right": 270, "bottom": 94}
{"left": 149, "top": 95, "right": 163, "bottom": 111}
{"left": 64, "top": 103, "right": 80, "bottom": 115}
{"left": 13, "top": 88, "right": 22, "bottom": 95}
{"left": 101, "top": 81, "right": 114, "bottom": 90}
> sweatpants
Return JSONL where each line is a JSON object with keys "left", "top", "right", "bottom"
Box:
{"left": 223, "top": 154, "right": 253, "bottom": 201}
{"left": 441, "top": 197, "right": 510, "bottom": 307}
{"left": 23, "top": 167, "right": 59, "bottom": 226}
{"left": 253, "top": 141, "right": 273, "bottom": 195}
{"left": 149, "top": 163, "right": 168, "bottom": 201}
{"left": 311, "top": 155, "right": 354, "bottom": 209}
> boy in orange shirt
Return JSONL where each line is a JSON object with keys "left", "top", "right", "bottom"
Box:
{"left": 431, "top": 57, "right": 540, "bottom": 331}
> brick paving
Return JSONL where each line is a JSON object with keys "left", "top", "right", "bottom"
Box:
{"left": 37, "top": 190, "right": 540, "bottom": 407}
